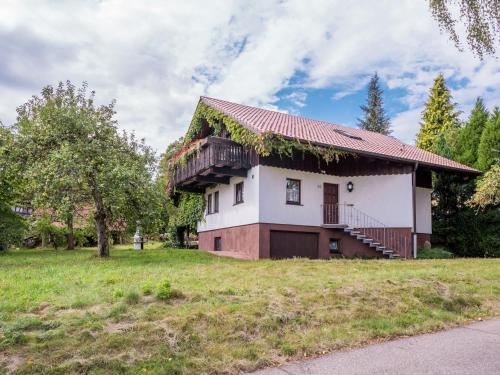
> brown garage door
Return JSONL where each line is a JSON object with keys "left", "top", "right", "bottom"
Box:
{"left": 270, "top": 231, "right": 319, "bottom": 259}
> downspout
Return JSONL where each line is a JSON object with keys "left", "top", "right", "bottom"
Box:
{"left": 412, "top": 162, "right": 419, "bottom": 259}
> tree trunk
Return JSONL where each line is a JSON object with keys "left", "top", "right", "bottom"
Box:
{"left": 66, "top": 215, "right": 75, "bottom": 250}
{"left": 89, "top": 175, "right": 109, "bottom": 257}
{"left": 95, "top": 211, "right": 109, "bottom": 257}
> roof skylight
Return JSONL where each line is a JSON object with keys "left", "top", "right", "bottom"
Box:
{"left": 333, "top": 129, "right": 362, "bottom": 140}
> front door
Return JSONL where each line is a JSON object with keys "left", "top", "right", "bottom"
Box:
{"left": 323, "top": 183, "right": 339, "bottom": 224}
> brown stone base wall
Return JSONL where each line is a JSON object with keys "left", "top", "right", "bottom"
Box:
{"left": 198, "top": 224, "right": 260, "bottom": 259}
{"left": 199, "top": 223, "right": 413, "bottom": 260}
{"left": 258, "top": 223, "right": 381, "bottom": 259}
{"left": 416, "top": 233, "right": 431, "bottom": 248}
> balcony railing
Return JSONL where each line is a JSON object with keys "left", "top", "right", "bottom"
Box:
{"left": 324, "top": 203, "right": 409, "bottom": 258}
{"left": 172, "top": 137, "right": 251, "bottom": 186}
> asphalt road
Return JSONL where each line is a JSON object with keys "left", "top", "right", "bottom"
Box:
{"left": 249, "top": 318, "right": 500, "bottom": 375}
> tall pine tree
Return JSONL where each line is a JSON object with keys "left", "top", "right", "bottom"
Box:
{"left": 419, "top": 77, "right": 500, "bottom": 257}
{"left": 357, "top": 73, "right": 391, "bottom": 135}
{"left": 416, "top": 74, "right": 460, "bottom": 153}
{"left": 456, "top": 97, "right": 489, "bottom": 167}
{"left": 477, "top": 108, "right": 500, "bottom": 172}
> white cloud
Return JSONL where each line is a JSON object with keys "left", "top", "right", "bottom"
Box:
{"left": 0, "top": 0, "right": 498, "bottom": 153}
{"left": 391, "top": 108, "right": 424, "bottom": 145}
{"left": 283, "top": 91, "right": 307, "bottom": 108}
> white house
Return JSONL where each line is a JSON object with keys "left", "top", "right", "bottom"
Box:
{"left": 171, "top": 97, "right": 479, "bottom": 260}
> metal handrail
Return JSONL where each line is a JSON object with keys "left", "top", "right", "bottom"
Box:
{"left": 323, "top": 203, "right": 408, "bottom": 258}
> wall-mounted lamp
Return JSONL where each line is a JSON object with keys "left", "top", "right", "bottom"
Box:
{"left": 347, "top": 181, "right": 354, "bottom": 192}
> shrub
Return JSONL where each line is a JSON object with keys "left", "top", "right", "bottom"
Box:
{"left": 280, "top": 342, "right": 296, "bottom": 356}
{"left": 0, "top": 331, "right": 28, "bottom": 348}
{"left": 417, "top": 247, "right": 454, "bottom": 259}
{"left": 156, "top": 279, "right": 172, "bottom": 301}
{"left": 113, "top": 289, "right": 124, "bottom": 299}
{"left": 142, "top": 282, "right": 153, "bottom": 296}
{"left": 443, "top": 295, "right": 481, "bottom": 312}
{"left": 71, "top": 299, "right": 87, "bottom": 309}
{"left": 10, "top": 317, "right": 43, "bottom": 331}
{"left": 125, "top": 291, "right": 140, "bottom": 305}
{"left": 40, "top": 320, "right": 61, "bottom": 331}
{"left": 108, "top": 303, "right": 128, "bottom": 319}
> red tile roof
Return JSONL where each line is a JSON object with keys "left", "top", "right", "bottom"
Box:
{"left": 200, "top": 96, "right": 480, "bottom": 174}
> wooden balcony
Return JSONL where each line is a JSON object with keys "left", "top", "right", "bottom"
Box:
{"left": 172, "top": 137, "right": 251, "bottom": 191}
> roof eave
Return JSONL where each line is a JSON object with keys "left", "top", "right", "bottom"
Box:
{"left": 199, "top": 97, "right": 481, "bottom": 176}
{"left": 277, "top": 134, "right": 481, "bottom": 175}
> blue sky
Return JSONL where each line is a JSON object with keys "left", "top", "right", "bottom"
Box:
{"left": 277, "top": 83, "right": 409, "bottom": 129}
{"left": 0, "top": 0, "right": 498, "bottom": 151}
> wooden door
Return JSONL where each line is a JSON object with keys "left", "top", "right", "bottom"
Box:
{"left": 270, "top": 231, "right": 319, "bottom": 259}
{"left": 323, "top": 183, "right": 339, "bottom": 224}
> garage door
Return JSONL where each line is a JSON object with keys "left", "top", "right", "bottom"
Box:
{"left": 270, "top": 231, "right": 319, "bottom": 259}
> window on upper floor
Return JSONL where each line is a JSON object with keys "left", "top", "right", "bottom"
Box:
{"left": 207, "top": 193, "right": 212, "bottom": 214}
{"left": 286, "top": 178, "right": 301, "bottom": 205}
{"left": 214, "top": 191, "right": 219, "bottom": 213}
{"left": 235, "top": 182, "right": 244, "bottom": 204}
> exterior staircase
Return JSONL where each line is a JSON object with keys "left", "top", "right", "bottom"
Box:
{"left": 343, "top": 226, "right": 400, "bottom": 259}
{"left": 323, "top": 204, "right": 410, "bottom": 259}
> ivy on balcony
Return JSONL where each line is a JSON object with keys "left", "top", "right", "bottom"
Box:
{"left": 184, "top": 102, "right": 350, "bottom": 164}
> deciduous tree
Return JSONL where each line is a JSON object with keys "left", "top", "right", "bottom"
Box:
{"left": 0, "top": 126, "right": 26, "bottom": 247}
{"left": 428, "top": 0, "right": 499, "bottom": 59}
{"left": 13, "top": 81, "right": 157, "bottom": 257}
{"left": 159, "top": 138, "right": 205, "bottom": 247}
{"left": 467, "top": 164, "right": 500, "bottom": 209}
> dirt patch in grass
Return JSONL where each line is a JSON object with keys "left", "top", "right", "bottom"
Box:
{"left": 141, "top": 295, "right": 156, "bottom": 304}
{"left": 103, "top": 321, "right": 135, "bottom": 334}
{"left": 54, "top": 304, "right": 106, "bottom": 318}
{"left": 33, "top": 302, "right": 51, "bottom": 315}
{"left": 54, "top": 308, "right": 87, "bottom": 318}
{"left": 0, "top": 353, "right": 23, "bottom": 375}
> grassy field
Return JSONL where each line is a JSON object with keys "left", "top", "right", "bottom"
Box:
{"left": 0, "top": 243, "right": 499, "bottom": 374}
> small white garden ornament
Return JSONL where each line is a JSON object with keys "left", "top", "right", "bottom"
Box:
{"left": 133, "top": 220, "right": 143, "bottom": 250}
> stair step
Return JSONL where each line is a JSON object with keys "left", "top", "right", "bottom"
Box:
{"left": 343, "top": 227, "right": 399, "bottom": 260}
{"left": 322, "top": 224, "right": 348, "bottom": 229}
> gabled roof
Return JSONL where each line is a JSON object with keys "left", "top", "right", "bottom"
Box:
{"left": 200, "top": 96, "right": 480, "bottom": 174}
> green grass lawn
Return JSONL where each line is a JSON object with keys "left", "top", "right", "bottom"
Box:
{"left": 0, "top": 243, "right": 499, "bottom": 374}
